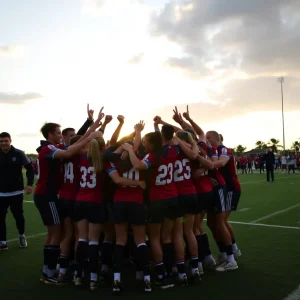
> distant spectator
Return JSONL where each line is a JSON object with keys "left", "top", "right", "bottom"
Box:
{"left": 264, "top": 148, "right": 275, "bottom": 182}
{"left": 0, "top": 132, "right": 35, "bottom": 251}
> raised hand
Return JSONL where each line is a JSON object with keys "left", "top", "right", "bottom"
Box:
{"left": 153, "top": 116, "right": 162, "bottom": 126}
{"left": 87, "top": 103, "right": 94, "bottom": 120}
{"left": 182, "top": 105, "right": 191, "bottom": 121}
{"left": 104, "top": 115, "right": 113, "bottom": 124}
{"left": 88, "top": 131, "right": 102, "bottom": 140}
{"left": 172, "top": 106, "right": 183, "bottom": 124}
{"left": 117, "top": 115, "right": 125, "bottom": 123}
{"left": 135, "top": 120, "right": 145, "bottom": 132}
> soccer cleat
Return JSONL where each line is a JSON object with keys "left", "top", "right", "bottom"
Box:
{"left": 215, "top": 254, "right": 227, "bottom": 267}
{"left": 90, "top": 280, "right": 99, "bottom": 291}
{"left": 177, "top": 274, "right": 188, "bottom": 286}
{"left": 0, "top": 242, "right": 8, "bottom": 251}
{"left": 112, "top": 280, "right": 124, "bottom": 294}
{"left": 215, "top": 261, "right": 238, "bottom": 272}
{"left": 19, "top": 236, "right": 27, "bottom": 248}
{"left": 155, "top": 277, "right": 170, "bottom": 289}
{"left": 143, "top": 280, "right": 152, "bottom": 292}
{"left": 74, "top": 276, "right": 84, "bottom": 287}
{"left": 203, "top": 256, "right": 216, "bottom": 270}
{"left": 44, "top": 275, "right": 59, "bottom": 285}
{"left": 40, "top": 272, "right": 47, "bottom": 283}
{"left": 189, "top": 271, "right": 201, "bottom": 284}
{"left": 233, "top": 249, "right": 242, "bottom": 260}
{"left": 198, "top": 265, "right": 204, "bottom": 275}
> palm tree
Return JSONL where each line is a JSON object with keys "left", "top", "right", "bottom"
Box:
{"left": 235, "top": 145, "right": 247, "bottom": 154}
{"left": 255, "top": 141, "right": 267, "bottom": 149}
{"left": 291, "top": 141, "right": 300, "bottom": 152}
{"left": 268, "top": 138, "right": 282, "bottom": 152}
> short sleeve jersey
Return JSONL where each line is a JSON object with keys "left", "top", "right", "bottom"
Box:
{"left": 105, "top": 160, "right": 144, "bottom": 204}
{"left": 34, "top": 142, "right": 64, "bottom": 196}
{"left": 76, "top": 154, "right": 104, "bottom": 204}
{"left": 142, "top": 145, "right": 179, "bottom": 202}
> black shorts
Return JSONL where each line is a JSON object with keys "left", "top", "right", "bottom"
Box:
{"left": 226, "top": 190, "right": 241, "bottom": 211}
{"left": 112, "top": 201, "right": 146, "bottom": 225}
{"left": 73, "top": 201, "right": 107, "bottom": 224}
{"left": 147, "top": 197, "right": 179, "bottom": 224}
{"left": 197, "top": 191, "right": 214, "bottom": 213}
{"left": 212, "top": 185, "right": 227, "bottom": 213}
{"left": 178, "top": 194, "right": 198, "bottom": 215}
{"left": 34, "top": 194, "right": 61, "bottom": 226}
{"left": 59, "top": 198, "right": 75, "bottom": 220}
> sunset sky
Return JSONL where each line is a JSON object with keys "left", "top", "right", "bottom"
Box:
{"left": 1, "top": 0, "right": 300, "bottom": 153}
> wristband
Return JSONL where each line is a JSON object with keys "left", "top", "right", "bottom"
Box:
{"left": 99, "top": 128, "right": 104, "bottom": 133}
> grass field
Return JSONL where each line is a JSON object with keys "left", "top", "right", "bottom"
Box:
{"left": 1, "top": 172, "right": 300, "bottom": 300}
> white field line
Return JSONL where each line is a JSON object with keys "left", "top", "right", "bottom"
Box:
{"left": 241, "top": 175, "right": 299, "bottom": 185}
{"left": 203, "top": 219, "right": 300, "bottom": 230}
{"left": 7, "top": 232, "right": 46, "bottom": 243}
{"left": 24, "top": 200, "right": 34, "bottom": 203}
{"left": 7, "top": 219, "right": 300, "bottom": 246}
{"left": 251, "top": 203, "right": 300, "bottom": 223}
{"left": 284, "top": 285, "right": 300, "bottom": 300}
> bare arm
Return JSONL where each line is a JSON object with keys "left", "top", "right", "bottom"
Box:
{"left": 172, "top": 106, "right": 194, "bottom": 130}
{"left": 182, "top": 105, "right": 205, "bottom": 141}
{"left": 123, "top": 144, "right": 147, "bottom": 170}
{"left": 173, "top": 137, "right": 198, "bottom": 160}
{"left": 110, "top": 115, "right": 125, "bottom": 147}
{"left": 109, "top": 171, "right": 146, "bottom": 189}
{"left": 55, "top": 132, "right": 101, "bottom": 160}
{"left": 132, "top": 121, "right": 144, "bottom": 152}
{"left": 154, "top": 116, "right": 182, "bottom": 132}
{"left": 212, "top": 156, "right": 229, "bottom": 168}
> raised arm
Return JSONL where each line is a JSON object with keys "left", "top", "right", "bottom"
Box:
{"left": 153, "top": 115, "right": 182, "bottom": 132}
{"left": 110, "top": 115, "right": 125, "bottom": 146}
{"left": 173, "top": 106, "right": 193, "bottom": 131}
{"left": 54, "top": 131, "right": 102, "bottom": 160}
{"left": 75, "top": 107, "right": 104, "bottom": 144}
{"left": 77, "top": 104, "right": 94, "bottom": 135}
{"left": 132, "top": 121, "right": 144, "bottom": 152}
{"left": 183, "top": 105, "right": 205, "bottom": 142}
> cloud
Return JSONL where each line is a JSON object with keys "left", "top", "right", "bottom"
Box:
{"left": 0, "top": 45, "right": 24, "bottom": 57}
{"left": 128, "top": 52, "right": 144, "bottom": 64}
{"left": 149, "top": 0, "right": 300, "bottom": 117}
{"left": 151, "top": 0, "right": 300, "bottom": 78}
{"left": 0, "top": 92, "right": 42, "bottom": 104}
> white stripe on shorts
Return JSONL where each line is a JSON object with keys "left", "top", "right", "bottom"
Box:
{"left": 218, "top": 188, "right": 225, "bottom": 211}
{"left": 49, "top": 201, "right": 60, "bottom": 225}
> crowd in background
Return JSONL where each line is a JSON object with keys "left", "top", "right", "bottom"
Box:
{"left": 236, "top": 152, "right": 300, "bottom": 174}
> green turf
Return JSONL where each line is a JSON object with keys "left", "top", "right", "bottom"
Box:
{"left": 1, "top": 172, "right": 300, "bottom": 299}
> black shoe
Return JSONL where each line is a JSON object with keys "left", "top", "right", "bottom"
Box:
{"left": 189, "top": 271, "right": 201, "bottom": 284}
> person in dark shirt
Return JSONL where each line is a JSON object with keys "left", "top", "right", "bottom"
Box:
{"left": 0, "top": 132, "right": 35, "bottom": 251}
{"left": 264, "top": 148, "right": 275, "bottom": 182}
{"left": 259, "top": 154, "right": 265, "bottom": 173}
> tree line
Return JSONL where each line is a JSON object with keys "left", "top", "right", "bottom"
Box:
{"left": 233, "top": 138, "right": 300, "bottom": 154}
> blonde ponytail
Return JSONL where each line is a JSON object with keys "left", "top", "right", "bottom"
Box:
{"left": 87, "top": 137, "right": 105, "bottom": 174}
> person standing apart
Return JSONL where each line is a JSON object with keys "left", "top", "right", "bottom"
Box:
{"left": 0, "top": 132, "right": 35, "bottom": 251}
{"left": 265, "top": 148, "right": 275, "bottom": 183}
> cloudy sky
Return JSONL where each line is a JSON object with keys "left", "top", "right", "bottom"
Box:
{"left": 1, "top": 0, "right": 299, "bottom": 153}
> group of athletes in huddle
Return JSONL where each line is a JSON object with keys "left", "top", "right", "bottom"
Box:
{"left": 33, "top": 105, "right": 241, "bottom": 294}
